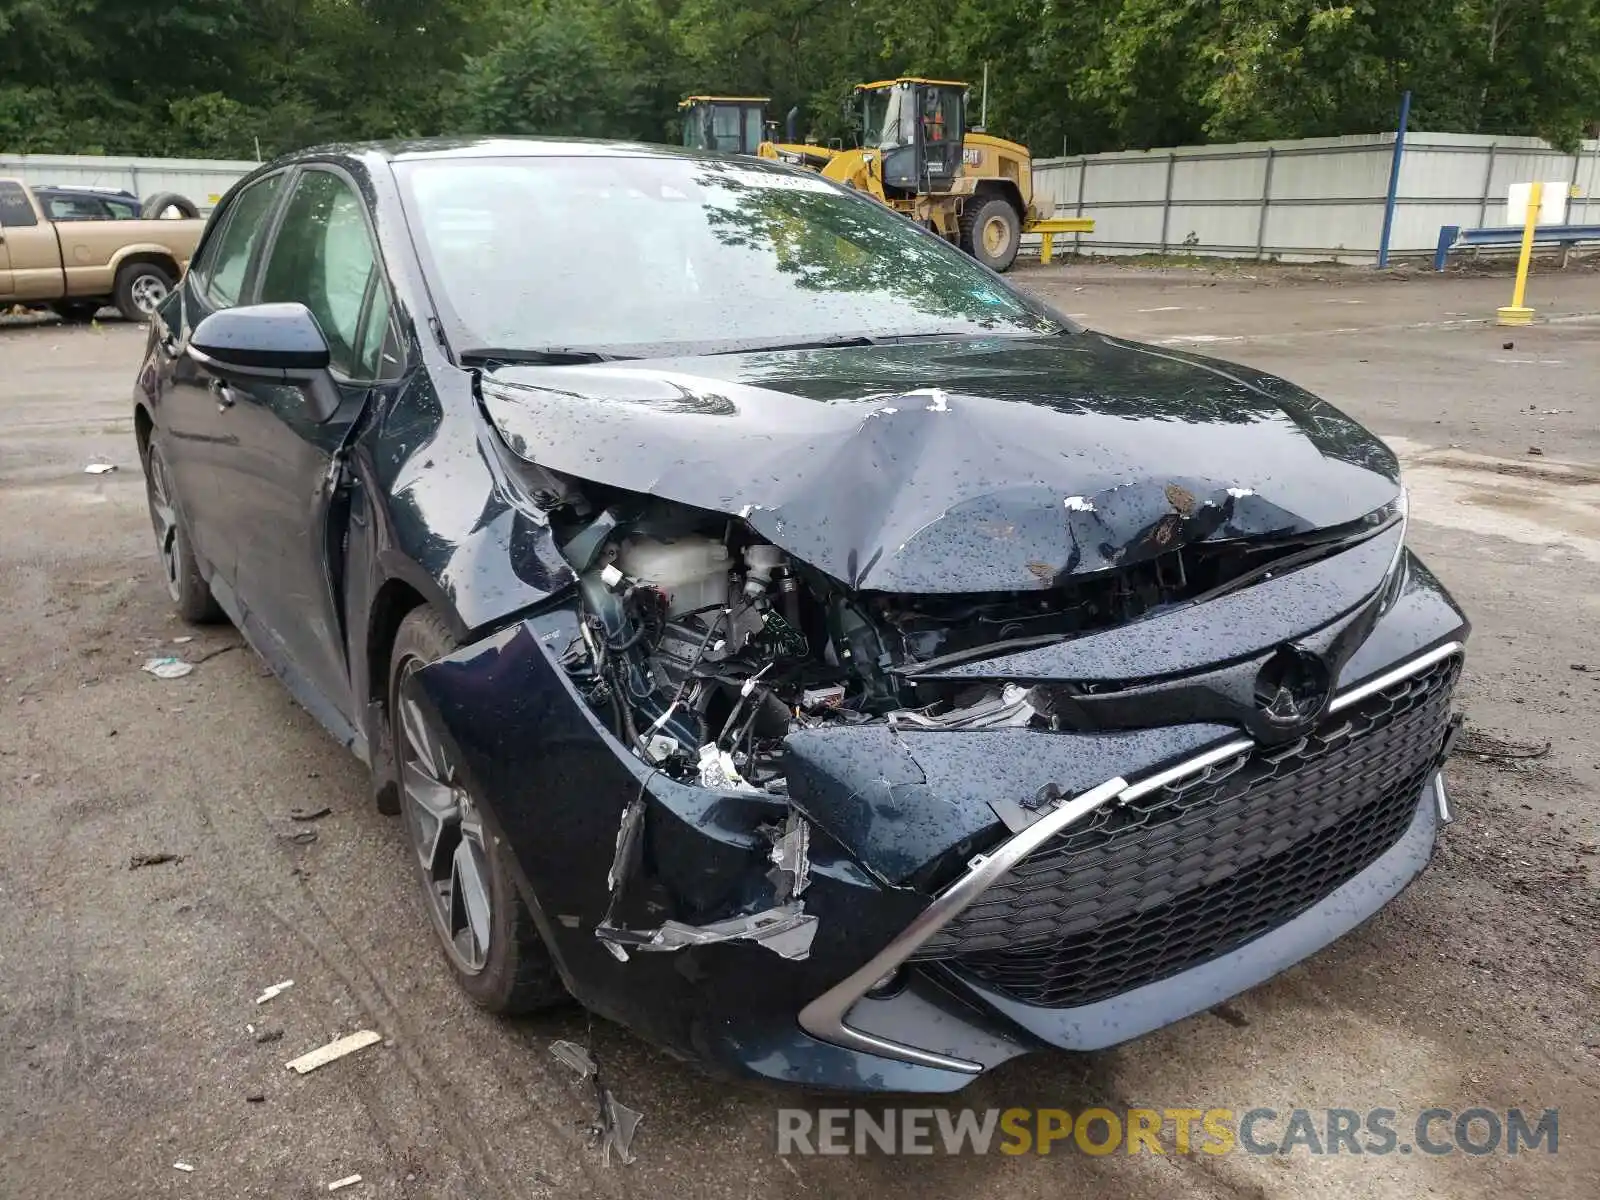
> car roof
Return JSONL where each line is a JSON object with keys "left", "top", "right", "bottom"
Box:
{"left": 38, "top": 184, "right": 139, "bottom": 197}
{"left": 276, "top": 136, "right": 721, "bottom": 169}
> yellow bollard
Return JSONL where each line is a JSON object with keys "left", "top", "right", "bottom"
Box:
{"left": 1497, "top": 180, "right": 1543, "bottom": 326}
{"left": 1040, "top": 230, "right": 1056, "bottom": 266}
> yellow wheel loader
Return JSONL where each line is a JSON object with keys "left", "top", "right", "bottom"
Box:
{"left": 819, "top": 78, "right": 1090, "bottom": 272}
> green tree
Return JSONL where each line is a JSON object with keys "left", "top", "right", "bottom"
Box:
{"left": 0, "top": 0, "right": 1595, "bottom": 159}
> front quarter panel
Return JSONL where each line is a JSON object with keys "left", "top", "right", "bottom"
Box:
{"left": 358, "top": 367, "right": 576, "bottom": 638}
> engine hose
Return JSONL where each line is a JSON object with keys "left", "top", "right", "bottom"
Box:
{"left": 716, "top": 668, "right": 775, "bottom": 746}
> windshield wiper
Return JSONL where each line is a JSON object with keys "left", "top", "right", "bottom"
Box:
{"left": 704, "top": 335, "right": 879, "bottom": 356}
{"left": 459, "top": 347, "right": 629, "bottom": 366}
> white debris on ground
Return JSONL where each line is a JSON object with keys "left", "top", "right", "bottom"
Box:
{"left": 254, "top": 979, "right": 294, "bottom": 1005}
{"left": 284, "top": 1030, "right": 383, "bottom": 1075}
{"left": 141, "top": 657, "right": 193, "bottom": 680}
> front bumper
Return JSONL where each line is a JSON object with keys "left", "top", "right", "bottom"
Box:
{"left": 408, "top": 554, "right": 1468, "bottom": 1093}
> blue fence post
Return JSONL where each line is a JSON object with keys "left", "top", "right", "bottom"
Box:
{"left": 1434, "top": 225, "right": 1459, "bottom": 271}
{"left": 1376, "top": 90, "right": 1412, "bottom": 268}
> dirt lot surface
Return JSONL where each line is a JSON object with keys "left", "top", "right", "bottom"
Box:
{"left": 3, "top": 267, "right": 1597, "bottom": 1198}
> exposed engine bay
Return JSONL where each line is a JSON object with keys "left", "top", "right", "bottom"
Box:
{"left": 538, "top": 474, "right": 1363, "bottom": 793}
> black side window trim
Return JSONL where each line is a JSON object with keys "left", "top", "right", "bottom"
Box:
{"left": 248, "top": 162, "right": 402, "bottom": 385}
{"left": 194, "top": 167, "right": 292, "bottom": 311}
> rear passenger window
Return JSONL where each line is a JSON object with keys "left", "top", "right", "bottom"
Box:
{"left": 198, "top": 173, "right": 284, "bottom": 307}
{"left": 0, "top": 181, "right": 38, "bottom": 228}
{"left": 46, "top": 195, "right": 108, "bottom": 221}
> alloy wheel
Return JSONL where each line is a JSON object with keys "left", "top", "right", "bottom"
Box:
{"left": 398, "top": 677, "right": 492, "bottom": 973}
{"left": 145, "top": 448, "right": 182, "bottom": 601}
{"left": 130, "top": 274, "right": 169, "bottom": 314}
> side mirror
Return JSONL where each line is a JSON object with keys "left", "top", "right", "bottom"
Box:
{"left": 188, "top": 303, "right": 341, "bottom": 423}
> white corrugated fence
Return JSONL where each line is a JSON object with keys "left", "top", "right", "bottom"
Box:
{"left": 7, "top": 135, "right": 1599, "bottom": 264}
{"left": 0, "top": 153, "right": 259, "bottom": 213}
{"left": 1031, "top": 132, "right": 1600, "bottom": 264}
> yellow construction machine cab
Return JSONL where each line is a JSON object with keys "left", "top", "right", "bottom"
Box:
{"left": 855, "top": 78, "right": 968, "bottom": 196}
{"left": 679, "top": 96, "right": 769, "bottom": 156}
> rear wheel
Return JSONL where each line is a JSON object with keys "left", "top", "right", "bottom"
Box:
{"left": 143, "top": 438, "right": 223, "bottom": 623}
{"left": 114, "top": 261, "right": 174, "bottom": 322}
{"left": 961, "top": 196, "right": 1022, "bottom": 272}
{"left": 389, "top": 606, "right": 568, "bottom": 1014}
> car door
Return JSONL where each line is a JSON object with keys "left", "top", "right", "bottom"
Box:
{"left": 0, "top": 180, "right": 62, "bottom": 300}
{"left": 211, "top": 164, "right": 402, "bottom": 736}
{"left": 151, "top": 169, "right": 288, "bottom": 586}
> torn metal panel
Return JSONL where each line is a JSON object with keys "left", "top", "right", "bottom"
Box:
{"left": 481, "top": 333, "right": 1401, "bottom": 593}
{"left": 602, "top": 903, "right": 819, "bottom": 961}
{"left": 600, "top": 1090, "right": 643, "bottom": 1166}
{"left": 550, "top": 1039, "right": 598, "bottom": 1078}
{"left": 595, "top": 775, "right": 820, "bottom": 960}
{"left": 768, "top": 811, "right": 811, "bottom": 901}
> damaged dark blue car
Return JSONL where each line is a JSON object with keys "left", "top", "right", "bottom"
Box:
{"left": 134, "top": 138, "right": 1468, "bottom": 1092}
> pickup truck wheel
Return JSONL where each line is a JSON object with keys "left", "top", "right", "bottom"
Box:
{"left": 50, "top": 300, "right": 103, "bottom": 323}
{"left": 114, "top": 262, "right": 174, "bottom": 322}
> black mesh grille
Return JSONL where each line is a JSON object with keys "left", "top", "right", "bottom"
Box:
{"left": 918, "top": 655, "right": 1460, "bottom": 1009}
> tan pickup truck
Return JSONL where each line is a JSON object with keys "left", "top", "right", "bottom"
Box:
{"left": 0, "top": 177, "right": 205, "bottom": 322}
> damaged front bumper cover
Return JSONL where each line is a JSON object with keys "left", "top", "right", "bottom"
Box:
{"left": 798, "top": 640, "right": 1464, "bottom": 1074}
{"left": 404, "top": 574, "right": 1467, "bottom": 1092}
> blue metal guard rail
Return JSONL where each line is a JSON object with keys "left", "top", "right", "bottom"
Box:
{"left": 1435, "top": 223, "right": 1600, "bottom": 271}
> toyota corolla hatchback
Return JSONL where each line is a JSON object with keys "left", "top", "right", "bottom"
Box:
{"left": 133, "top": 138, "right": 1468, "bottom": 1091}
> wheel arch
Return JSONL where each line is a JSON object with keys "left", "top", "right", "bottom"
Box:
{"left": 110, "top": 247, "right": 183, "bottom": 286}
{"left": 970, "top": 178, "right": 1025, "bottom": 220}
{"left": 134, "top": 402, "right": 154, "bottom": 464}
{"left": 365, "top": 575, "right": 431, "bottom": 712}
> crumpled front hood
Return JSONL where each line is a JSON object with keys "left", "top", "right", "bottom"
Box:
{"left": 481, "top": 333, "right": 1399, "bottom": 592}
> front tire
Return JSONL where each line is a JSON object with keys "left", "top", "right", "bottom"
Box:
{"left": 114, "top": 261, "right": 174, "bottom": 322}
{"left": 143, "top": 438, "right": 223, "bottom": 623}
{"left": 961, "top": 196, "right": 1022, "bottom": 272}
{"left": 389, "top": 606, "right": 567, "bottom": 1014}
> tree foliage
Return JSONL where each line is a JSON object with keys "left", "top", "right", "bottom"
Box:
{"left": 0, "top": 0, "right": 1594, "bottom": 159}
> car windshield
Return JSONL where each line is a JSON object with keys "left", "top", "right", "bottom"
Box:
{"left": 393, "top": 153, "right": 1062, "bottom": 358}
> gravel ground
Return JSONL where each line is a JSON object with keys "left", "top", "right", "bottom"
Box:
{"left": 2, "top": 267, "right": 1596, "bottom": 1198}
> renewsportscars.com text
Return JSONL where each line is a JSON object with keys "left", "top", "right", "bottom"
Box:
{"left": 776, "top": 1106, "right": 1559, "bottom": 1157}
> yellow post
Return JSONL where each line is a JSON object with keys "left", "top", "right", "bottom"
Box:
{"left": 1040, "top": 230, "right": 1056, "bottom": 266}
{"left": 1497, "top": 180, "right": 1543, "bottom": 326}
